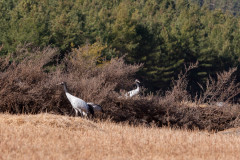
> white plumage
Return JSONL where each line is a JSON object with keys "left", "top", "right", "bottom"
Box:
{"left": 125, "top": 79, "right": 141, "bottom": 98}
{"left": 65, "top": 92, "right": 90, "bottom": 117}
{"left": 58, "top": 82, "right": 103, "bottom": 117}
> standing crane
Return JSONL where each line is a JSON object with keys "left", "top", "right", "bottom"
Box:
{"left": 125, "top": 79, "right": 141, "bottom": 98}
{"left": 58, "top": 82, "right": 103, "bottom": 117}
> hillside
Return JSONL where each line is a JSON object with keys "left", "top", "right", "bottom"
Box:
{"left": 1, "top": 113, "right": 240, "bottom": 160}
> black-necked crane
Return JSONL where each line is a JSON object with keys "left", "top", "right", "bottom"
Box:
{"left": 58, "top": 82, "right": 103, "bottom": 117}
{"left": 125, "top": 79, "right": 141, "bottom": 98}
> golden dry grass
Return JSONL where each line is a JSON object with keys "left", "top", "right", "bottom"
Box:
{"left": 0, "top": 113, "right": 240, "bottom": 160}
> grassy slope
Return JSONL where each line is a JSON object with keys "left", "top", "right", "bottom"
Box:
{"left": 0, "top": 114, "right": 240, "bottom": 160}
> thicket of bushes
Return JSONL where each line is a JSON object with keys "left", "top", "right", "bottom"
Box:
{"left": 1, "top": 45, "right": 240, "bottom": 131}
{"left": 0, "top": 44, "right": 139, "bottom": 113}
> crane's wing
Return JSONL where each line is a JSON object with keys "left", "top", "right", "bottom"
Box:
{"left": 87, "top": 102, "right": 104, "bottom": 113}
{"left": 125, "top": 89, "right": 139, "bottom": 98}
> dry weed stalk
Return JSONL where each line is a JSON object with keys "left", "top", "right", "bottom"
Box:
{"left": 2, "top": 114, "right": 240, "bottom": 160}
{"left": 198, "top": 68, "right": 240, "bottom": 104}
{"left": 162, "top": 62, "right": 198, "bottom": 105}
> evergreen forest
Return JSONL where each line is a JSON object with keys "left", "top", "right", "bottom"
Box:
{"left": 1, "top": 0, "right": 240, "bottom": 92}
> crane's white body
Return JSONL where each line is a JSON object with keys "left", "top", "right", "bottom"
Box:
{"left": 125, "top": 79, "right": 140, "bottom": 98}
{"left": 59, "top": 82, "right": 95, "bottom": 117}
{"left": 65, "top": 92, "right": 89, "bottom": 116}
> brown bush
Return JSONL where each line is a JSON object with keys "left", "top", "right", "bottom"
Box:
{"left": 1, "top": 44, "right": 240, "bottom": 132}
{"left": 0, "top": 45, "right": 62, "bottom": 113}
{"left": 0, "top": 44, "right": 141, "bottom": 116}
{"left": 198, "top": 67, "right": 240, "bottom": 105}
{"left": 100, "top": 63, "right": 240, "bottom": 131}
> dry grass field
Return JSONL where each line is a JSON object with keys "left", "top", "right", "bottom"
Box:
{"left": 0, "top": 114, "right": 240, "bottom": 160}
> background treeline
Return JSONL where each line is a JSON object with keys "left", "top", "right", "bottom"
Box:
{"left": 1, "top": 0, "right": 240, "bottom": 92}
{"left": 191, "top": 0, "right": 240, "bottom": 15}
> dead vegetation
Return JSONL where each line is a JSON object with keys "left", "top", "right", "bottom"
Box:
{"left": 1, "top": 45, "right": 240, "bottom": 131}
{"left": 1, "top": 113, "right": 240, "bottom": 160}
{"left": 0, "top": 44, "right": 140, "bottom": 115}
{"left": 197, "top": 67, "right": 240, "bottom": 104}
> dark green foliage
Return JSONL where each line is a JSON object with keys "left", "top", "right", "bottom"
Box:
{"left": 191, "top": 0, "right": 240, "bottom": 15}
{"left": 1, "top": 0, "right": 240, "bottom": 92}
{"left": 0, "top": 0, "right": 85, "bottom": 53}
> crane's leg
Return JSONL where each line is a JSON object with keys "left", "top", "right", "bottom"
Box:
{"left": 76, "top": 108, "right": 84, "bottom": 117}
{"left": 74, "top": 109, "right": 78, "bottom": 117}
{"left": 82, "top": 111, "right": 87, "bottom": 118}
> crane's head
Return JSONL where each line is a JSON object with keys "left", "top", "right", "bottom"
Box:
{"left": 135, "top": 79, "right": 140, "bottom": 84}
{"left": 57, "top": 81, "right": 66, "bottom": 86}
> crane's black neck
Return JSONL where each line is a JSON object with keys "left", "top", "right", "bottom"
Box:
{"left": 63, "top": 83, "right": 68, "bottom": 93}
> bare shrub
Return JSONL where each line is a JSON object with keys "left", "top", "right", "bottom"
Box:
{"left": 159, "top": 62, "right": 198, "bottom": 107}
{"left": 2, "top": 44, "right": 240, "bottom": 132}
{"left": 198, "top": 68, "right": 240, "bottom": 105}
{"left": 60, "top": 43, "right": 141, "bottom": 105}
{"left": 0, "top": 54, "right": 11, "bottom": 72}
{"left": 0, "top": 44, "right": 141, "bottom": 115}
{"left": 0, "top": 45, "right": 63, "bottom": 114}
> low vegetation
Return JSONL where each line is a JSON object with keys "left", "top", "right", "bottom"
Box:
{"left": 1, "top": 113, "right": 240, "bottom": 160}
{"left": 1, "top": 45, "right": 240, "bottom": 132}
